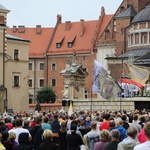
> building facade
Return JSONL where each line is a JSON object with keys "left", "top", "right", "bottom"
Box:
{"left": 97, "top": 0, "right": 150, "bottom": 81}
{"left": 7, "top": 9, "right": 112, "bottom": 102}
{"left": 0, "top": 4, "right": 30, "bottom": 113}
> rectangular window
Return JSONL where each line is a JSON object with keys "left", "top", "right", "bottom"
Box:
{"left": 51, "top": 63, "right": 56, "bottom": 71}
{"left": 14, "top": 49, "right": 19, "bottom": 60}
{"left": 39, "top": 79, "right": 44, "bottom": 87}
{"left": 68, "top": 42, "right": 73, "bottom": 48}
{"left": 51, "top": 78, "right": 56, "bottom": 87}
{"left": 28, "top": 79, "right": 32, "bottom": 87}
{"left": 56, "top": 43, "right": 61, "bottom": 48}
{"left": 29, "top": 63, "right": 32, "bottom": 70}
{"left": 14, "top": 76, "right": 19, "bottom": 86}
{"left": 85, "top": 89, "right": 88, "bottom": 99}
{"left": 39, "top": 63, "right": 44, "bottom": 70}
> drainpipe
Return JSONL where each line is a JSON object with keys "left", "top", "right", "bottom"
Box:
{"left": 34, "top": 59, "right": 36, "bottom": 103}
{"left": 3, "top": 28, "right": 5, "bottom": 85}
{"left": 46, "top": 55, "right": 48, "bottom": 86}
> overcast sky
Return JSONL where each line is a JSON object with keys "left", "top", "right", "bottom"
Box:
{"left": 0, "top": 0, "right": 123, "bottom": 27}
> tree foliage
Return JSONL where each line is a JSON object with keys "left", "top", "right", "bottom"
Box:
{"left": 36, "top": 86, "right": 56, "bottom": 103}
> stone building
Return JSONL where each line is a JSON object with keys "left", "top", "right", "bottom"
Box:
{"left": 7, "top": 9, "right": 113, "bottom": 102}
{"left": 0, "top": 4, "right": 30, "bottom": 112}
{"left": 97, "top": 0, "right": 150, "bottom": 81}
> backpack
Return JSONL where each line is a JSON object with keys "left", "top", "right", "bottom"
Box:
{"left": 87, "top": 136, "right": 99, "bottom": 150}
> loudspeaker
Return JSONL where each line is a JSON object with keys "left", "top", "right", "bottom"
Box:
{"left": 68, "top": 100, "right": 73, "bottom": 106}
{"left": 62, "top": 100, "right": 67, "bottom": 106}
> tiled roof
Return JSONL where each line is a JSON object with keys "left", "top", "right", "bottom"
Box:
{"left": 7, "top": 27, "right": 54, "bottom": 58}
{"left": 48, "top": 15, "right": 112, "bottom": 55}
{"left": 98, "top": 15, "right": 113, "bottom": 39}
{"left": 7, "top": 14, "right": 112, "bottom": 58}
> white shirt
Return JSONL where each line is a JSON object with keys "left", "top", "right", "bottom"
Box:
{"left": 9, "top": 127, "right": 31, "bottom": 143}
{"left": 134, "top": 141, "right": 150, "bottom": 150}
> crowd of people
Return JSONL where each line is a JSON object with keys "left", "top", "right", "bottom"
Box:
{"left": 0, "top": 108, "right": 150, "bottom": 150}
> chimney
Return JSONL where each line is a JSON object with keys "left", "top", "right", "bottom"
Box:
{"left": 36, "top": 25, "right": 42, "bottom": 34}
{"left": 80, "top": 19, "right": 85, "bottom": 36}
{"left": 57, "top": 14, "right": 62, "bottom": 23}
{"left": 13, "top": 25, "right": 17, "bottom": 33}
{"left": 65, "top": 21, "right": 71, "bottom": 30}
{"left": 18, "top": 25, "right": 25, "bottom": 33}
{"left": 101, "top": 7, "right": 105, "bottom": 17}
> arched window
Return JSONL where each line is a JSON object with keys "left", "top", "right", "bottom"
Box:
{"left": 120, "top": 6, "right": 125, "bottom": 13}
{"left": 105, "top": 30, "right": 110, "bottom": 40}
{"left": 141, "top": 33, "right": 147, "bottom": 44}
{"left": 135, "top": 33, "right": 139, "bottom": 44}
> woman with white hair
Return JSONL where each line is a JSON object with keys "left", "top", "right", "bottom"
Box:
{"left": 38, "top": 129, "right": 59, "bottom": 150}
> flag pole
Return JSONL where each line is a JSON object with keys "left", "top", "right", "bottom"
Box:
{"left": 90, "top": 90, "right": 92, "bottom": 113}
{"left": 120, "top": 95, "right": 122, "bottom": 113}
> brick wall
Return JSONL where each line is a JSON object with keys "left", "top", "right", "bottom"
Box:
{"left": 108, "top": 63, "right": 122, "bottom": 81}
{"left": 46, "top": 53, "right": 96, "bottom": 100}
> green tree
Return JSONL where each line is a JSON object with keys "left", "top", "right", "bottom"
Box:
{"left": 36, "top": 86, "right": 56, "bottom": 103}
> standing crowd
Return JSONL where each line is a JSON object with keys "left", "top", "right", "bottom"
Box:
{"left": 0, "top": 109, "right": 150, "bottom": 150}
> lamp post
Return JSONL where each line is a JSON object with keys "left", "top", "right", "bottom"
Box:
{"left": 90, "top": 91, "right": 93, "bottom": 113}
{"left": 0, "top": 85, "right": 7, "bottom": 112}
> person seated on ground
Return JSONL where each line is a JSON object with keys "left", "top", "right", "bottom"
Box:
{"left": 104, "top": 129, "right": 120, "bottom": 150}
{"left": 94, "top": 129, "right": 111, "bottom": 150}
{"left": 117, "top": 126, "right": 140, "bottom": 150}
{"left": 38, "top": 129, "right": 59, "bottom": 150}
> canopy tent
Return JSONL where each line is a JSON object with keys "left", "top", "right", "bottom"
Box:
{"left": 121, "top": 78, "right": 144, "bottom": 88}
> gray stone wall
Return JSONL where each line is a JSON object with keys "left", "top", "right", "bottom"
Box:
{"left": 65, "top": 97, "right": 150, "bottom": 112}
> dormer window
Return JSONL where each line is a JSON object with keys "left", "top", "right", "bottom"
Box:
{"left": 67, "top": 36, "right": 76, "bottom": 48}
{"left": 56, "top": 36, "right": 64, "bottom": 48}
{"left": 68, "top": 42, "right": 73, "bottom": 48}
{"left": 56, "top": 43, "right": 61, "bottom": 48}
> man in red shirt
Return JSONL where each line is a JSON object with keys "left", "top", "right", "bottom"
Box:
{"left": 99, "top": 113, "right": 110, "bottom": 131}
